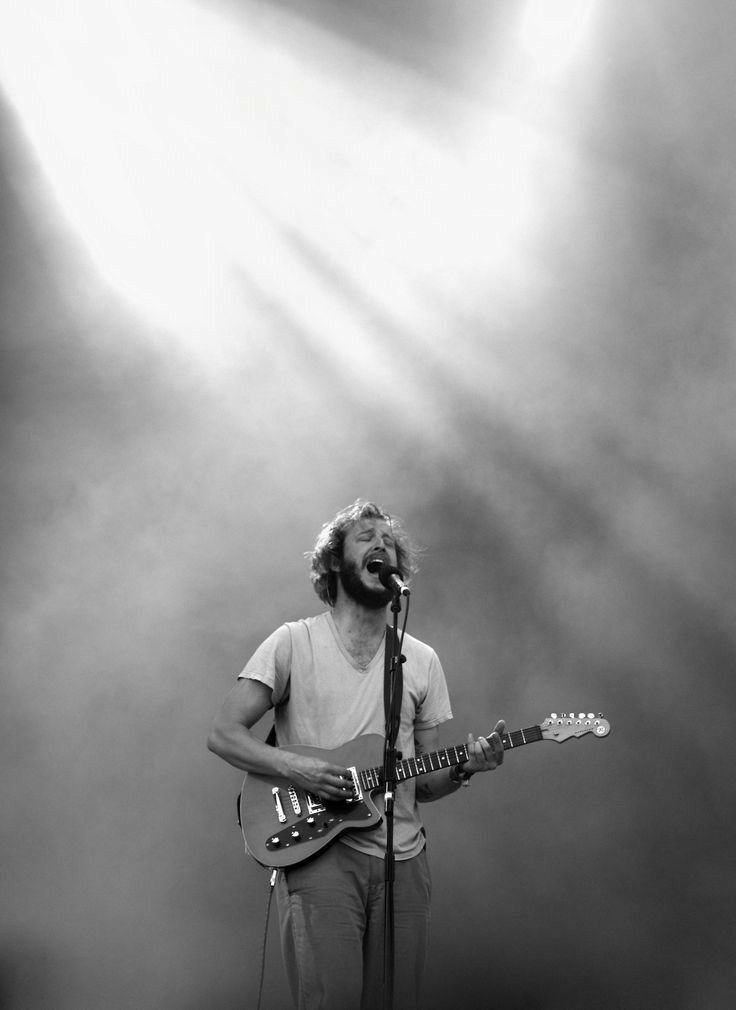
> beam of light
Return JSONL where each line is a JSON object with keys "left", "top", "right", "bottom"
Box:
{"left": 0, "top": 0, "right": 600, "bottom": 480}
{"left": 0, "top": 1, "right": 543, "bottom": 392}
{"left": 0, "top": 1, "right": 279, "bottom": 355}
{"left": 520, "top": 0, "right": 596, "bottom": 73}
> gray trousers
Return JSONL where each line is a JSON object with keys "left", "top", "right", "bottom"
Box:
{"left": 276, "top": 843, "right": 432, "bottom": 1010}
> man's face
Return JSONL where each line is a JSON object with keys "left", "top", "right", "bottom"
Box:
{"left": 337, "top": 518, "right": 399, "bottom": 609}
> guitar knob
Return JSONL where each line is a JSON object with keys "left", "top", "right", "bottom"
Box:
{"left": 291, "top": 830, "right": 301, "bottom": 839}
{"left": 269, "top": 837, "right": 280, "bottom": 846}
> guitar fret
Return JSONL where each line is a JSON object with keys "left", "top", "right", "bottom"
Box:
{"left": 360, "top": 726, "right": 546, "bottom": 794}
{"left": 363, "top": 768, "right": 377, "bottom": 790}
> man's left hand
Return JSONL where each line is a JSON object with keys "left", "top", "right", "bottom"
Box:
{"left": 463, "top": 719, "right": 506, "bottom": 773}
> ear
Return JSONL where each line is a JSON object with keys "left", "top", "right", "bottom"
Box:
{"left": 328, "top": 551, "right": 341, "bottom": 573}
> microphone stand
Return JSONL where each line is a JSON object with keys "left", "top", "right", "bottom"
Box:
{"left": 382, "top": 589, "right": 404, "bottom": 1010}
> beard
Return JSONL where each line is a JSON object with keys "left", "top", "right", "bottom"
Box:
{"left": 339, "top": 558, "right": 393, "bottom": 610}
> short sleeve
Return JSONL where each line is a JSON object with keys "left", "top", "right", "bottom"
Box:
{"left": 237, "top": 624, "right": 292, "bottom": 706}
{"left": 414, "top": 649, "right": 453, "bottom": 730}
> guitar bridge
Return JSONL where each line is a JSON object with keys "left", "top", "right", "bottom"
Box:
{"left": 305, "top": 792, "right": 326, "bottom": 815}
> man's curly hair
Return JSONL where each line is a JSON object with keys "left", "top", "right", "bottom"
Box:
{"left": 308, "top": 499, "right": 421, "bottom": 606}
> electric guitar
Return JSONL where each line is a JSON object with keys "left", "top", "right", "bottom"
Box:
{"left": 239, "top": 712, "right": 610, "bottom": 868}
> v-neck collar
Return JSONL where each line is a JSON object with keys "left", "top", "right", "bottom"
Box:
{"left": 326, "top": 611, "right": 386, "bottom": 672}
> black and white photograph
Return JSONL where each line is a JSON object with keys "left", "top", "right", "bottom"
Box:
{"left": 1, "top": 3, "right": 734, "bottom": 1008}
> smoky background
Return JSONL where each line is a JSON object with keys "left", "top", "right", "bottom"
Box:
{"left": 1, "top": 2, "right": 735, "bottom": 1008}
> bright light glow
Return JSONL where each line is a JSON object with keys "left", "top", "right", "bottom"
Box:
{"left": 0, "top": 0, "right": 562, "bottom": 425}
{"left": 521, "top": 0, "right": 595, "bottom": 72}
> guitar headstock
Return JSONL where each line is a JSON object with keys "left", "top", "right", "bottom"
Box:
{"left": 540, "top": 712, "right": 610, "bottom": 742}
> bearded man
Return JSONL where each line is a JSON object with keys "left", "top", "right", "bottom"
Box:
{"left": 208, "top": 499, "right": 505, "bottom": 1010}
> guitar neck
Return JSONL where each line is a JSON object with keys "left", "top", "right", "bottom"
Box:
{"left": 358, "top": 725, "right": 543, "bottom": 791}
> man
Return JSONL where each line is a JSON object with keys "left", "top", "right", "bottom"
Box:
{"left": 208, "top": 500, "right": 505, "bottom": 1010}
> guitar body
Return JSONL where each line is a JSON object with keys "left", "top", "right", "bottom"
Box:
{"left": 239, "top": 734, "right": 386, "bottom": 868}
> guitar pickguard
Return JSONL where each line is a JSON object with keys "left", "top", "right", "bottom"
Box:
{"left": 265, "top": 797, "right": 379, "bottom": 855}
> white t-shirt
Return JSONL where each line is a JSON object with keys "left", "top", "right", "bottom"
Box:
{"left": 239, "top": 611, "right": 453, "bottom": 860}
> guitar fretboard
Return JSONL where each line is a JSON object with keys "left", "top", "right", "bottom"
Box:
{"left": 358, "top": 725, "right": 544, "bottom": 791}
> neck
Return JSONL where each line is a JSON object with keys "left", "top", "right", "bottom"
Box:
{"left": 331, "top": 594, "right": 388, "bottom": 643}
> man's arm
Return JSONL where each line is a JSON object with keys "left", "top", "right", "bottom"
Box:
{"left": 414, "top": 720, "right": 506, "bottom": 803}
{"left": 207, "top": 677, "right": 352, "bottom": 802}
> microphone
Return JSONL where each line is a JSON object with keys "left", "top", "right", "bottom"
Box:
{"left": 366, "top": 558, "right": 411, "bottom": 597}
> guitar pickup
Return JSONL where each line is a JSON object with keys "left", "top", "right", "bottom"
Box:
{"left": 288, "top": 785, "right": 302, "bottom": 816}
{"left": 347, "top": 766, "right": 362, "bottom": 803}
{"left": 272, "top": 787, "right": 287, "bottom": 823}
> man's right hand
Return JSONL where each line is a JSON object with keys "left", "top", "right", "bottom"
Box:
{"left": 286, "top": 754, "right": 354, "bottom": 802}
